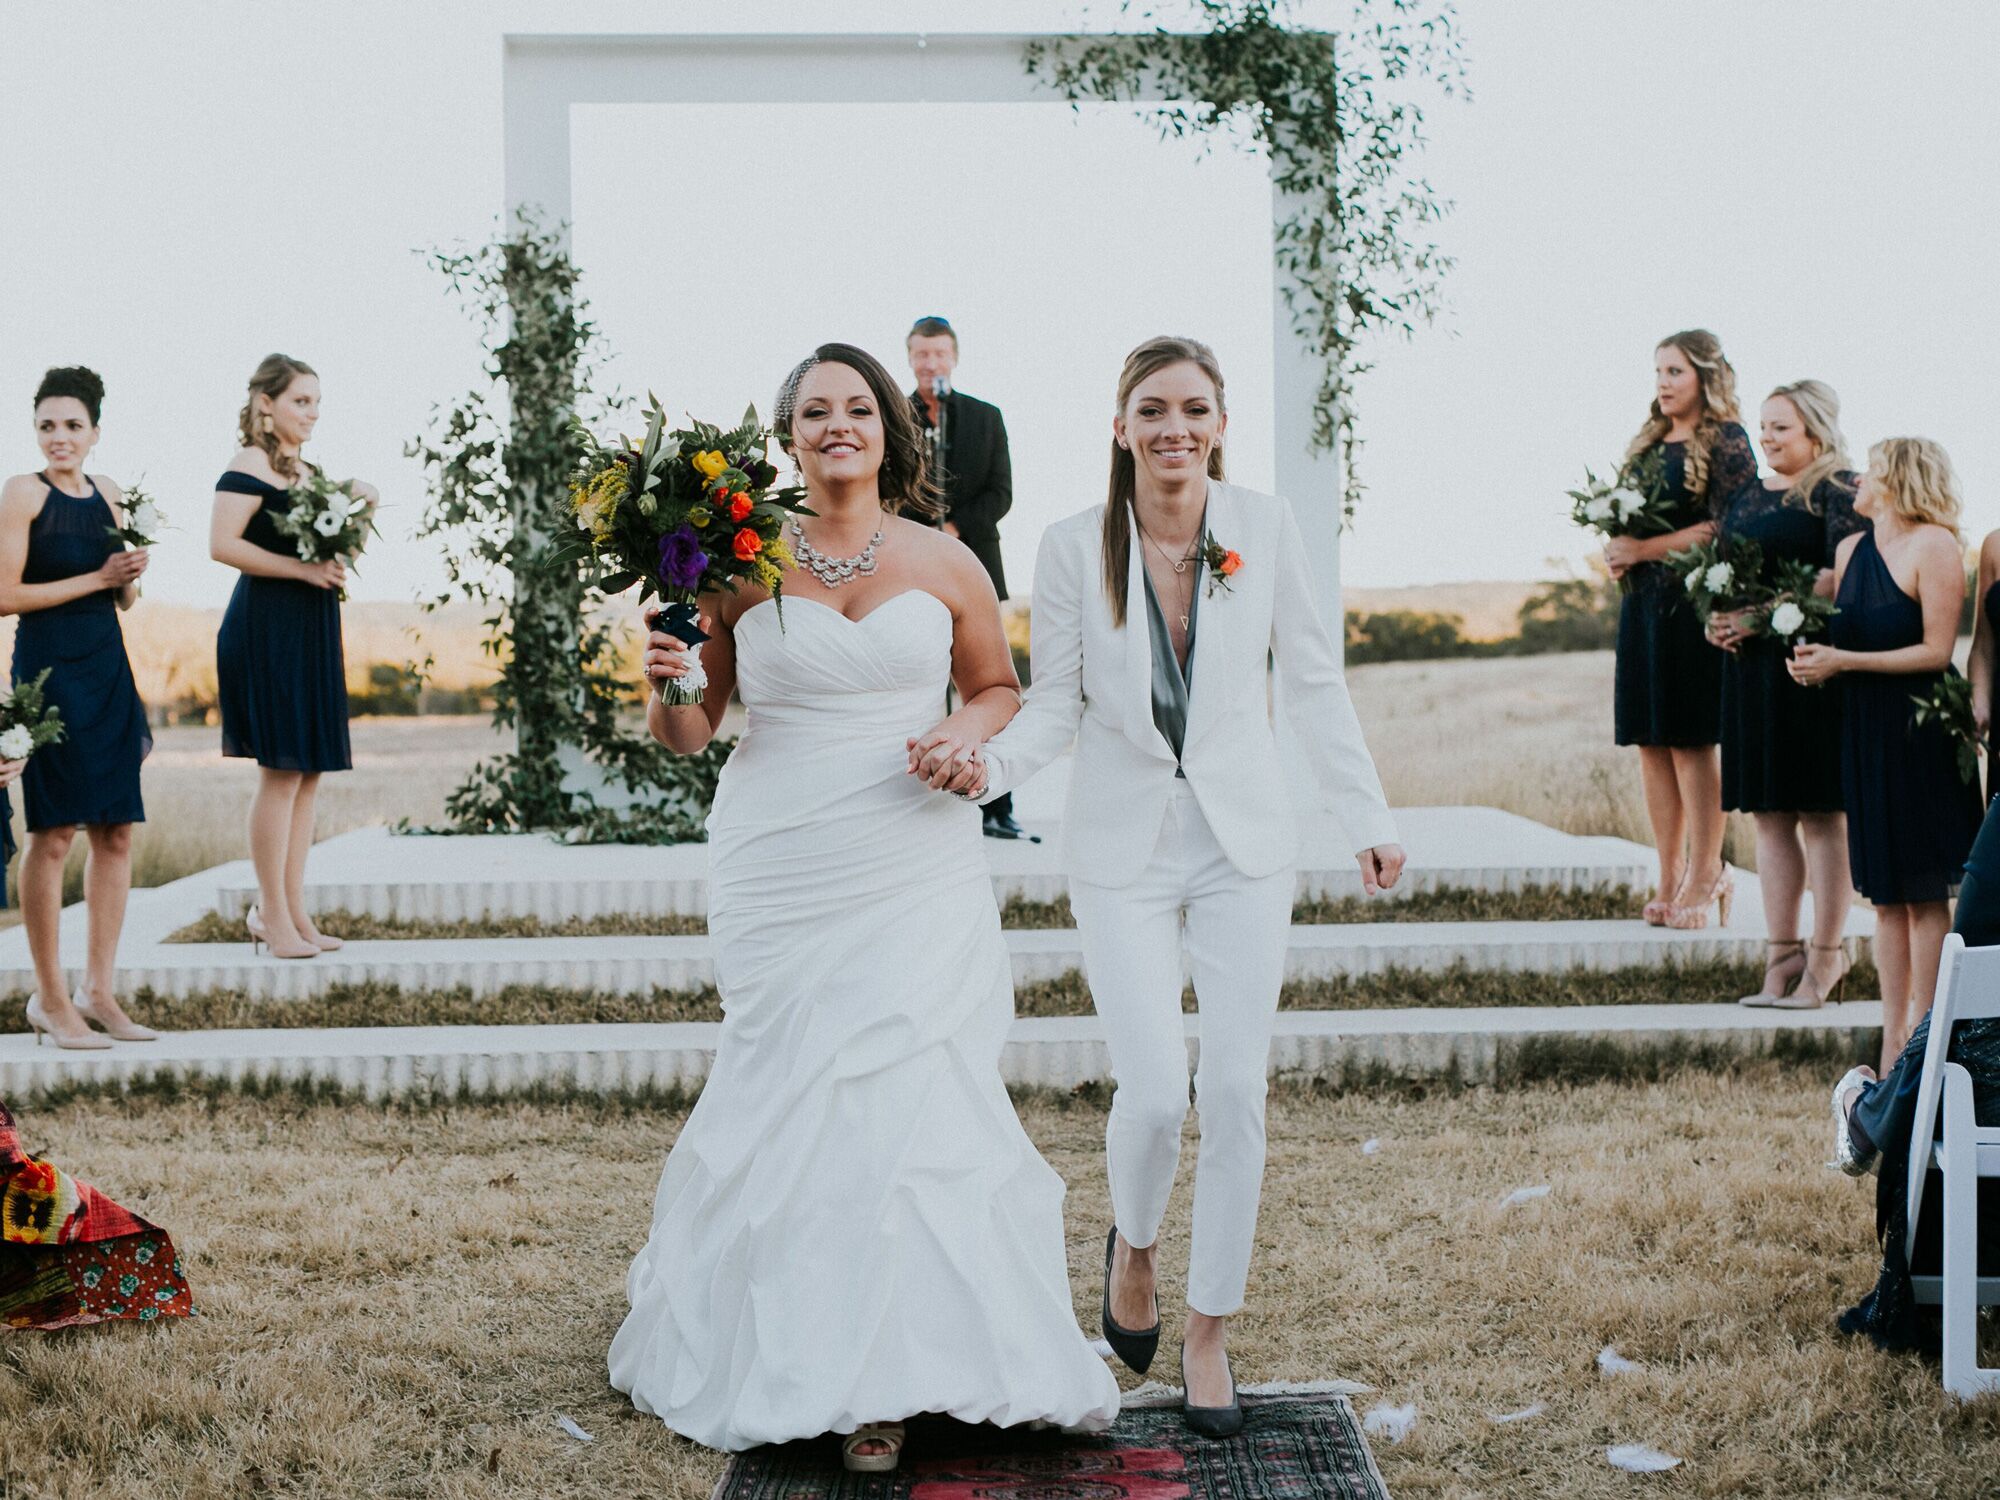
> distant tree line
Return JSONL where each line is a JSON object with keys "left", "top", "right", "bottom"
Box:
{"left": 1345, "top": 570, "right": 1620, "bottom": 664}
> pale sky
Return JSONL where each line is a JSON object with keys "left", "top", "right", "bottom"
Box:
{"left": 3, "top": 0, "right": 1996, "bottom": 608}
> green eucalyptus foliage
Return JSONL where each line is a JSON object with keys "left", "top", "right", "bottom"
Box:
{"left": 407, "top": 213, "right": 731, "bottom": 843}
{"left": 1025, "top": 0, "right": 1465, "bottom": 519}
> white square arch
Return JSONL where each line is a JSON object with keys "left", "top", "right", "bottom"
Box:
{"left": 502, "top": 30, "right": 1344, "bottom": 636}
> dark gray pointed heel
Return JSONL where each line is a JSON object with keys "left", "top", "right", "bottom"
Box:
{"left": 1101, "top": 1226, "right": 1160, "bottom": 1375}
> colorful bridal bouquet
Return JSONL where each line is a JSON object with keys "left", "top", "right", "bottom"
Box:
{"left": 551, "top": 397, "right": 810, "bottom": 705}
{"left": 272, "top": 471, "right": 379, "bottom": 599}
{"left": 105, "top": 480, "right": 164, "bottom": 548}
{"left": 1567, "top": 448, "right": 1672, "bottom": 539}
{"left": 1668, "top": 534, "right": 1766, "bottom": 623}
{"left": 1750, "top": 559, "right": 1838, "bottom": 645}
{"left": 0, "top": 670, "right": 65, "bottom": 763}
{"left": 1912, "top": 674, "right": 1982, "bottom": 785}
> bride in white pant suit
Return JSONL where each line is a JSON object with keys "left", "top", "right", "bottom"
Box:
{"left": 911, "top": 336, "right": 1404, "bottom": 1435}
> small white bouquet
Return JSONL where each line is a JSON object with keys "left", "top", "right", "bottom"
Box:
{"left": 274, "top": 471, "right": 379, "bottom": 600}
{"left": 1750, "top": 559, "right": 1838, "bottom": 646}
{"left": 0, "top": 670, "right": 65, "bottom": 763}
{"left": 1668, "top": 534, "right": 1766, "bottom": 623}
{"left": 1567, "top": 448, "right": 1672, "bottom": 540}
{"left": 106, "top": 480, "right": 165, "bottom": 548}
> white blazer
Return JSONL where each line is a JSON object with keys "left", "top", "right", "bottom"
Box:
{"left": 981, "top": 482, "right": 1397, "bottom": 889}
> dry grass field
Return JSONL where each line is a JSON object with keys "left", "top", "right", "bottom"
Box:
{"left": 4, "top": 1067, "right": 1995, "bottom": 1499}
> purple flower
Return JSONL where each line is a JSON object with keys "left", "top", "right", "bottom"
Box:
{"left": 657, "top": 526, "right": 709, "bottom": 592}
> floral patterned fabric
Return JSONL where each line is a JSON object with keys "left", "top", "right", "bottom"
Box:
{"left": 0, "top": 1100, "right": 193, "bottom": 1330}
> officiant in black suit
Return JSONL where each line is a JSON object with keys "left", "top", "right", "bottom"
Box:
{"left": 907, "top": 316, "right": 1032, "bottom": 841}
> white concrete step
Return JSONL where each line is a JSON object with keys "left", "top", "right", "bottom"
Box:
{"left": 0, "top": 914, "right": 1858, "bottom": 1004}
{"left": 0, "top": 1001, "right": 1883, "bottom": 1101}
{"left": 201, "top": 805, "right": 1655, "bottom": 922}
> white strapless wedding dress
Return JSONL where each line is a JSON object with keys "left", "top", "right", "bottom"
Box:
{"left": 608, "top": 591, "right": 1120, "bottom": 1452}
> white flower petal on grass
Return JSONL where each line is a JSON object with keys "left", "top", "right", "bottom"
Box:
{"left": 1499, "top": 1184, "right": 1551, "bottom": 1208}
{"left": 1360, "top": 1138, "right": 1382, "bottom": 1156}
{"left": 1362, "top": 1402, "right": 1418, "bottom": 1443}
{"left": 0, "top": 726, "right": 34, "bottom": 760}
{"left": 554, "top": 1414, "right": 593, "bottom": 1443}
{"left": 1597, "top": 1344, "right": 1644, "bottom": 1376}
{"left": 1769, "top": 601, "right": 1805, "bottom": 637}
{"left": 1487, "top": 1403, "right": 1544, "bottom": 1424}
{"left": 1607, "top": 1443, "right": 1681, "bottom": 1472}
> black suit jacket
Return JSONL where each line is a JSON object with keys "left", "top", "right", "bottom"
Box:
{"left": 910, "top": 389, "right": 1012, "bottom": 598}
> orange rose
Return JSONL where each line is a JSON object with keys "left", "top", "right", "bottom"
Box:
{"left": 1220, "top": 550, "right": 1243, "bottom": 577}
{"left": 732, "top": 528, "right": 763, "bottom": 562}
{"left": 729, "top": 493, "right": 753, "bottom": 523}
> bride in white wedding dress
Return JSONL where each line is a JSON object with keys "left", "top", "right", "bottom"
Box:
{"left": 608, "top": 344, "right": 1120, "bottom": 1466}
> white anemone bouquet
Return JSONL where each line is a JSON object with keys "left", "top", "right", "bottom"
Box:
{"left": 1667, "top": 534, "right": 1767, "bottom": 622}
{"left": 273, "top": 470, "right": 379, "bottom": 599}
{"left": 106, "top": 479, "right": 165, "bottom": 548}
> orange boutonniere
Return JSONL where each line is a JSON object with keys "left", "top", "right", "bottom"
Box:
{"left": 1201, "top": 534, "right": 1241, "bottom": 599}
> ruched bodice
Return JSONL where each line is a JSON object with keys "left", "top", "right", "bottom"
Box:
{"left": 611, "top": 585, "right": 1119, "bottom": 1450}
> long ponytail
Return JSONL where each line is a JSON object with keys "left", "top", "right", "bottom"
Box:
{"left": 1102, "top": 336, "right": 1228, "bottom": 626}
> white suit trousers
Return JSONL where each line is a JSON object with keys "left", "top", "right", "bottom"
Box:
{"left": 1067, "top": 782, "right": 1295, "bottom": 1317}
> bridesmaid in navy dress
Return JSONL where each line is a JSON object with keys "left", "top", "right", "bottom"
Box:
{"left": 209, "top": 355, "right": 377, "bottom": 961}
{"left": 0, "top": 367, "right": 156, "bottom": 1048}
{"left": 1791, "top": 438, "right": 1982, "bottom": 1070}
{"left": 1965, "top": 525, "right": 2000, "bottom": 798}
{"left": 1602, "top": 331, "right": 1756, "bottom": 929}
{"left": 1708, "top": 381, "right": 1865, "bottom": 1008}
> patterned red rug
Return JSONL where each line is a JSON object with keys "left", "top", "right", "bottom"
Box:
{"left": 710, "top": 1389, "right": 1390, "bottom": 1500}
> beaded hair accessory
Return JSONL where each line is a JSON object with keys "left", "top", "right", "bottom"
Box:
{"left": 772, "top": 354, "right": 823, "bottom": 439}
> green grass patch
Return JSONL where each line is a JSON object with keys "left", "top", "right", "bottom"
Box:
{"left": 3, "top": 956, "right": 1875, "bottom": 1034}
{"left": 163, "top": 882, "right": 1643, "bottom": 943}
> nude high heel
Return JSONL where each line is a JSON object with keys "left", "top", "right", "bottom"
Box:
{"left": 72, "top": 989, "right": 159, "bottom": 1042}
{"left": 247, "top": 906, "right": 320, "bottom": 961}
{"left": 1737, "top": 939, "right": 1806, "bottom": 1006}
{"left": 1666, "top": 867, "right": 1733, "bottom": 930}
{"left": 1772, "top": 941, "right": 1850, "bottom": 1009}
{"left": 24, "top": 997, "right": 114, "bottom": 1050}
{"left": 1642, "top": 870, "right": 1686, "bottom": 927}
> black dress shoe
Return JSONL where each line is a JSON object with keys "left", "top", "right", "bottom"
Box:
{"left": 981, "top": 811, "right": 1042, "bottom": 843}
{"left": 1180, "top": 1347, "right": 1244, "bottom": 1439}
{"left": 1101, "top": 1226, "right": 1159, "bottom": 1374}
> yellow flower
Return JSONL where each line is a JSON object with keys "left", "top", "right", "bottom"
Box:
{"left": 691, "top": 450, "right": 728, "bottom": 481}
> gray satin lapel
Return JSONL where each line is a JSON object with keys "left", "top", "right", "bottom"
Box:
{"left": 1123, "top": 507, "right": 1175, "bottom": 761}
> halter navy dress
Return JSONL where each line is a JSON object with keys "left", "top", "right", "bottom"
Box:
{"left": 1613, "top": 423, "right": 1756, "bottom": 747}
{"left": 11, "top": 475, "right": 150, "bottom": 830}
{"left": 1717, "top": 474, "right": 1866, "bottom": 813}
{"left": 1985, "top": 578, "right": 2000, "bottom": 798}
{"left": 1831, "top": 531, "right": 1982, "bottom": 904}
{"left": 214, "top": 470, "right": 351, "bottom": 773}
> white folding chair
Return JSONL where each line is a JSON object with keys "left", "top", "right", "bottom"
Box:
{"left": 1903, "top": 933, "right": 2000, "bottom": 1398}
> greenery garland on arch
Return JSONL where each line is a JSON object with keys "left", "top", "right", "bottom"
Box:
{"left": 1025, "top": 0, "right": 1466, "bottom": 519}
{"left": 407, "top": 213, "right": 730, "bottom": 844}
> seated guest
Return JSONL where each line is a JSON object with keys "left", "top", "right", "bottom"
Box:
{"left": 1830, "top": 796, "right": 2000, "bottom": 1351}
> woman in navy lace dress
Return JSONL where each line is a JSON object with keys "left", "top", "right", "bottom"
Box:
{"left": 0, "top": 367, "right": 157, "bottom": 1048}
{"left": 1709, "top": 382, "right": 1865, "bottom": 1007}
{"left": 1791, "top": 439, "right": 1982, "bottom": 1069}
{"left": 1603, "top": 331, "right": 1756, "bottom": 929}
{"left": 210, "top": 355, "right": 377, "bottom": 961}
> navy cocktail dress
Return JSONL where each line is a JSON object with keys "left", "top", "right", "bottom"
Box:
{"left": 11, "top": 476, "right": 150, "bottom": 830}
{"left": 1832, "top": 531, "right": 1982, "bottom": 903}
{"left": 214, "top": 470, "right": 351, "bottom": 773}
{"left": 1613, "top": 423, "right": 1757, "bottom": 747}
{"left": 1717, "top": 474, "right": 1866, "bottom": 813}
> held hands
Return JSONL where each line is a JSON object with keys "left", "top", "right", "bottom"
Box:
{"left": 301, "top": 557, "right": 347, "bottom": 591}
{"left": 1706, "top": 608, "right": 1758, "bottom": 654}
{"left": 906, "top": 726, "right": 988, "bottom": 799}
{"left": 1357, "top": 843, "right": 1406, "bottom": 895}
{"left": 1601, "top": 536, "right": 1648, "bottom": 580}
{"left": 97, "top": 548, "right": 149, "bottom": 589}
{"left": 641, "top": 599, "right": 705, "bottom": 696}
{"left": 1786, "top": 642, "right": 1844, "bottom": 686}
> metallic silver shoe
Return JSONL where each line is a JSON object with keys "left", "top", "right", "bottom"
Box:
{"left": 1830, "top": 1066, "right": 1878, "bottom": 1177}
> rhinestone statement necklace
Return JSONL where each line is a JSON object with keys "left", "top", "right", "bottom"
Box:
{"left": 790, "top": 514, "right": 883, "bottom": 589}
